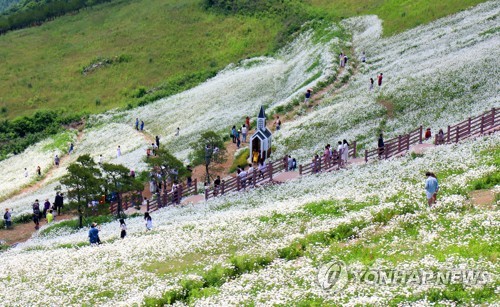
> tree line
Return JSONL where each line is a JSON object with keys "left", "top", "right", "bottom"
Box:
{"left": 0, "top": 0, "right": 114, "bottom": 34}
{"left": 0, "top": 110, "right": 81, "bottom": 161}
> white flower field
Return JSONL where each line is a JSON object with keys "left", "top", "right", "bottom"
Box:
{"left": 0, "top": 1, "right": 499, "bottom": 306}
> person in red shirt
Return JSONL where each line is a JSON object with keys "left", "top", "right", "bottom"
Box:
{"left": 245, "top": 116, "right": 250, "bottom": 130}
{"left": 378, "top": 73, "right": 383, "bottom": 87}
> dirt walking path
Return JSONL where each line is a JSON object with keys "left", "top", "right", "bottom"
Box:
{"left": 0, "top": 213, "right": 74, "bottom": 246}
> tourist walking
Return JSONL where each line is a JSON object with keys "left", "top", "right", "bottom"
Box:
{"left": 43, "top": 199, "right": 51, "bottom": 218}
{"left": 231, "top": 126, "right": 237, "bottom": 143}
{"left": 425, "top": 172, "right": 439, "bottom": 207}
{"left": 144, "top": 212, "right": 153, "bottom": 231}
{"left": 46, "top": 209, "right": 54, "bottom": 224}
{"left": 242, "top": 125, "right": 248, "bottom": 143}
{"left": 275, "top": 116, "right": 281, "bottom": 131}
{"left": 339, "top": 52, "right": 344, "bottom": 67}
{"left": 140, "top": 120, "right": 145, "bottom": 131}
{"left": 361, "top": 51, "right": 366, "bottom": 63}
{"left": 342, "top": 139, "right": 349, "bottom": 164}
{"left": 135, "top": 118, "right": 139, "bottom": 130}
{"left": 425, "top": 128, "right": 432, "bottom": 141}
{"left": 89, "top": 223, "right": 101, "bottom": 245}
{"left": 54, "top": 192, "right": 64, "bottom": 215}
{"left": 378, "top": 133, "right": 385, "bottom": 158}
{"left": 176, "top": 127, "right": 180, "bottom": 136}
{"left": 236, "top": 130, "right": 241, "bottom": 148}
{"left": 117, "top": 146, "right": 121, "bottom": 158}
{"left": 54, "top": 155, "right": 60, "bottom": 167}
{"left": 4, "top": 208, "right": 12, "bottom": 229}
{"left": 32, "top": 199, "right": 41, "bottom": 229}
{"left": 287, "top": 155, "right": 293, "bottom": 171}
{"left": 377, "top": 73, "right": 383, "bottom": 87}
{"left": 344, "top": 54, "right": 348, "bottom": 66}
{"left": 98, "top": 154, "right": 103, "bottom": 165}
{"left": 69, "top": 143, "right": 74, "bottom": 154}
{"left": 36, "top": 166, "right": 41, "bottom": 176}
{"left": 246, "top": 116, "right": 251, "bottom": 130}
{"left": 304, "top": 89, "right": 312, "bottom": 104}
{"left": 119, "top": 219, "right": 127, "bottom": 239}
{"left": 437, "top": 129, "right": 445, "bottom": 145}
{"left": 369, "top": 78, "right": 374, "bottom": 91}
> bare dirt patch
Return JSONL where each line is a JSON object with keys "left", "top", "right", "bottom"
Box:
{"left": 470, "top": 189, "right": 496, "bottom": 210}
{"left": 378, "top": 99, "right": 394, "bottom": 118}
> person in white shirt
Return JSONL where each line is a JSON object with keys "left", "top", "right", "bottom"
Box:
{"left": 238, "top": 168, "right": 247, "bottom": 189}
{"left": 337, "top": 141, "right": 344, "bottom": 167}
{"left": 342, "top": 139, "right": 350, "bottom": 164}
{"left": 241, "top": 125, "right": 248, "bottom": 143}
{"left": 117, "top": 146, "right": 121, "bottom": 158}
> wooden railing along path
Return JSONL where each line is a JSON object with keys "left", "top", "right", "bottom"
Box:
{"left": 111, "top": 108, "right": 498, "bottom": 214}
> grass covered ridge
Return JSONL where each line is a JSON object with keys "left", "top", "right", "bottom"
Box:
{"left": 0, "top": 0, "right": 490, "bottom": 120}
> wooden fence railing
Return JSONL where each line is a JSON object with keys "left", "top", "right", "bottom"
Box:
{"left": 441, "top": 108, "right": 497, "bottom": 144}
{"left": 112, "top": 108, "right": 498, "bottom": 214}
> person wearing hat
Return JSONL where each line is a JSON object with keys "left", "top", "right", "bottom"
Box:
{"left": 89, "top": 223, "right": 101, "bottom": 245}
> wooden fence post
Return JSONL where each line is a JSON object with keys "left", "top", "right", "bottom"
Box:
{"left": 492, "top": 108, "right": 496, "bottom": 126}
{"left": 364, "top": 150, "right": 368, "bottom": 163}
{"left": 480, "top": 116, "right": 484, "bottom": 134}
{"left": 385, "top": 143, "right": 390, "bottom": 159}
{"left": 252, "top": 168, "right": 256, "bottom": 187}
{"left": 398, "top": 135, "right": 402, "bottom": 153}
{"left": 204, "top": 188, "right": 208, "bottom": 200}
{"left": 236, "top": 176, "right": 241, "bottom": 191}
{"left": 352, "top": 141, "right": 357, "bottom": 158}
{"left": 455, "top": 126, "right": 459, "bottom": 143}
{"left": 406, "top": 134, "right": 410, "bottom": 150}
{"left": 221, "top": 180, "right": 225, "bottom": 195}
{"left": 419, "top": 126, "right": 423, "bottom": 144}
{"left": 146, "top": 200, "right": 150, "bottom": 212}
{"left": 434, "top": 134, "right": 438, "bottom": 145}
{"left": 193, "top": 179, "right": 198, "bottom": 195}
{"left": 318, "top": 158, "right": 322, "bottom": 172}
{"left": 447, "top": 125, "right": 451, "bottom": 143}
{"left": 269, "top": 162, "right": 273, "bottom": 181}
{"left": 468, "top": 117, "right": 471, "bottom": 135}
{"left": 299, "top": 164, "right": 303, "bottom": 175}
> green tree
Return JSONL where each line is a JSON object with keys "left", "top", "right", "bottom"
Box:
{"left": 60, "top": 154, "right": 102, "bottom": 228}
{"left": 144, "top": 146, "right": 187, "bottom": 188}
{"left": 190, "top": 131, "right": 226, "bottom": 183}
{"left": 101, "top": 163, "right": 143, "bottom": 217}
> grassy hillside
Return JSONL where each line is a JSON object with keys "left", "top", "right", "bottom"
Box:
{"left": 0, "top": 0, "right": 489, "bottom": 120}
{"left": 308, "top": 0, "right": 487, "bottom": 36}
{"left": 0, "top": 0, "right": 282, "bottom": 119}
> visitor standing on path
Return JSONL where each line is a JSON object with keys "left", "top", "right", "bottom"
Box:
{"left": 135, "top": 118, "right": 139, "bottom": 130}
{"left": 304, "top": 89, "right": 312, "bottom": 105}
{"left": 36, "top": 166, "right": 41, "bottom": 176}
{"left": 377, "top": 73, "right": 383, "bottom": 87}
{"left": 43, "top": 199, "right": 51, "bottom": 218}
{"left": 425, "top": 172, "right": 439, "bottom": 207}
{"left": 369, "top": 78, "right": 374, "bottom": 91}
{"left": 117, "top": 146, "right": 121, "bottom": 158}
{"left": 89, "top": 223, "right": 100, "bottom": 245}
{"left": 54, "top": 155, "right": 60, "bottom": 167}
{"left": 140, "top": 121, "right": 145, "bottom": 131}
{"left": 32, "top": 199, "right": 41, "bottom": 230}
{"left": 4, "top": 208, "right": 12, "bottom": 229}
{"left": 275, "top": 116, "right": 281, "bottom": 131}
{"left": 236, "top": 130, "right": 241, "bottom": 148}
{"left": 246, "top": 116, "right": 251, "bottom": 130}
{"left": 155, "top": 135, "right": 160, "bottom": 148}
{"left": 144, "top": 212, "right": 153, "bottom": 231}
{"left": 378, "top": 133, "right": 385, "bottom": 158}
{"left": 46, "top": 209, "right": 54, "bottom": 224}
{"left": 361, "top": 51, "right": 366, "bottom": 63}
{"left": 119, "top": 219, "right": 127, "bottom": 239}
{"left": 342, "top": 139, "right": 349, "bottom": 164}
{"left": 231, "top": 126, "right": 237, "bottom": 143}
{"left": 241, "top": 125, "right": 247, "bottom": 143}
{"left": 54, "top": 192, "right": 64, "bottom": 215}
{"left": 98, "top": 154, "right": 103, "bottom": 165}
{"left": 344, "top": 55, "right": 348, "bottom": 66}
{"left": 69, "top": 143, "right": 74, "bottom": 154}
{"left": 339, "top": 52, "right": 344, "bottom": 67}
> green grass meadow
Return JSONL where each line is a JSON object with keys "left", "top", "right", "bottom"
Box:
{"left": 0, "top": 0, "right": 489, "bottom": 119}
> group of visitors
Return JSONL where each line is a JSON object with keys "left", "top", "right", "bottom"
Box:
{"left": 283, "top": 155, "right": 297, "bottom": 171}
{"left": 339, "top": 52, "right": 349, "bottom": 67}
{"left": 311, "top": 140, "right": 350, "bottom": 172}
{"left": 369, "top": 73, "right": 383, "bottom": 91}
{"left": 30, "top": 193, "right": 64, "bottom": 230}
{"left": 135, "top": 118, "right": 145, "bottom": 131}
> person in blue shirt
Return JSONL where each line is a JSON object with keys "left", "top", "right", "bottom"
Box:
{"left": 425, "top": 172, "right": 439, "bottom": 206}
{"left": 89, "top": 223, "right": 101, "bottom": 245}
